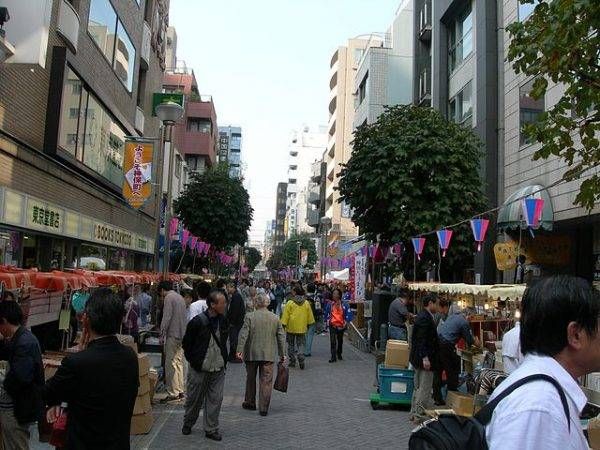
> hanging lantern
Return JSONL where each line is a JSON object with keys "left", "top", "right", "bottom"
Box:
{"left": 522, "top": 198, "right": 544, "bottom": 231}
{"left": 470, "top": 219, "right": 490, "bottom": 252}
{"left": 412, "top": 237, "right": 425, "bottom": 261}
{"left": 436, "top": 229, "right": 453, "bottom": 257}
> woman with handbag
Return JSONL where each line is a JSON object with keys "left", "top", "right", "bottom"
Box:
{"left": 324, "top": 288, "right": 354, "bottom": 363}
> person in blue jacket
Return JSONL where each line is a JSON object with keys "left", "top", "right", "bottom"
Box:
{"left": 323, "top": 288, "right": 353, "bottom": 363}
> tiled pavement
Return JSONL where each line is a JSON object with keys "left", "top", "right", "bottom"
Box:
{"left": 33, "top": 334, "right": 414, "bottom": 449}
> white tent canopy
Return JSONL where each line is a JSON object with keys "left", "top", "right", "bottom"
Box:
{"left": 326, "top": 268, "right": 350, "bottom": 281}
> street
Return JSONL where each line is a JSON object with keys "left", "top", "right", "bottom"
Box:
{"left": 130, "top": 335, "right": 412, "bottom": 449}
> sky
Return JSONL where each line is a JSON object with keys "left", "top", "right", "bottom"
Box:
{"left": 170, "top": 0, "right": 400, "bottom": 246}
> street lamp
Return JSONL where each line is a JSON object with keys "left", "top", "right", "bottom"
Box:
{"left": 156, "top": 101, "right": 185, "bottom": 277}
{"left": 320, "top": 217, "right": 332, "bottom": 280}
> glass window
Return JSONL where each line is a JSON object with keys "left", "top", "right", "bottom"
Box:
{"left": 519, "top": 0, "right": 539, "bottom": 21}
{"left": 187, "top": 118, "right": 212, "bottom": 133}
{"left": 448, "top": 5, "right": 473, "bottom": 73}
{"left": 353, "top": 48, "right": 364, "bottom": 65}
{"left": 0, "top": 229, "right": 21, "bottom": 266}
{"left": 88, "top": 0, "right": 117, "bottom": 63}
{"left": 79, "top": 244, "right": 107, "bottom": 270}
{"left": 114, "top": 20, "right": 136, "bottom": 92}
{"left": 58, "top": 68, "right": 84, "bottom": 157}
{"left": 448, "top": 81, "right": 473, "bottom": 126}
{"left": 230, "top": 134, "right": 242, "bottom": 149}
{"left": 358, "top": 72, "right": 368, "bottom": 105}
{"left": 519, "top": 78, "right": 545, "bottom": 146}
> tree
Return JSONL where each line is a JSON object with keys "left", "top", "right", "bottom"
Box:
{"left": 266, "top": 233, "right": 317, "bottom": 270}
{"left": 507, "top": 0, "right": 600, "bottom": 210}
{"left": 338, "top": 105, "right": 487, "bottom": 277}
{"left": 244, "top": 247, "right": 262, "bottom": 273}
{"left": 174, "top": 164, "right": 253, "bottom": 250}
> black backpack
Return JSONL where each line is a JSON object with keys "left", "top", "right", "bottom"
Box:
{"left": 408, "top": 374, "right": 571, "bottom": 450}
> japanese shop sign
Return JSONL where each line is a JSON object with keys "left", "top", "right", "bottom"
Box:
{"left": 26, "top": 199, "right": 64, "bottom": 233}
{"left": 122, "top": 139, "right": 154, "bottom": 209}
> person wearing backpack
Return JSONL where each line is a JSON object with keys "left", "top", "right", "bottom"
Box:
{"left": 409, "top": 294, "right": 439, "bottom": 423}
{"left": 485, "top": 275, "right": 599, "bottom": 449}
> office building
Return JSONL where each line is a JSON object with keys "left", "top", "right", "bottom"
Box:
{"left": 263, "top": 220, "right": 276, "bottom": 262}
{"left": 273, "top": 182, "right": 287, "bottom": 249}
{"left": 0, "top": 0, "right": 168, "bottom": 271}
{"left": 286, "top": 125, "right": 327, "bottom": 237}
{"left": 218, "top": 125, "right": 242, "bottom": 178}
{"left": 353, "top": 0, "right": 415, "bottom": 128}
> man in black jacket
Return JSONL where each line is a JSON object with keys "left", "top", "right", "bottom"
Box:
{"left": 0, "top": 301, "right": 44, "bottom": 449}
{"left": 45, "top": 288, "right": 139, "bottom": 450}
{"left": 409, "top": 293, "right": 439, "bottom": 422}
{"left": 226, "top": 281, "right": 245, "bottom": 363}
{"left": 182, "top": 289, "right": 229, "bottom": 441}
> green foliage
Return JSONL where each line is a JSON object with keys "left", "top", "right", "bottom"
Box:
{"left": 245, "top": 247, "right": 262, "bottom": 272}
{"left": 266, "top": 233, "right": 317, "bottom": 270}
{"left": 338, "top": 105, "right": 487, "bottom": 273}
{"left": 174, "top": 164, "right": 253, "bottom": 250}
{"left": 507, "top": 0, "right": 600, "bottom": 210}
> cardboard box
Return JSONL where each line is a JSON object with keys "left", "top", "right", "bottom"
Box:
{"left": 138, "top": 375, "right": 150, "bottom": 397}
{"left": 137, "top": 353, "right": 150, "bottom": 377}
{"left": 130, "top": 411, "right": 154, "bottom": 435}
{"left": 133, "top": 392, "right": 152, "bottom": 415}
{"left": 589, "top": 417, "right": 600, "bottom": 450}
{"left": 446, "top": 391, "right": 475, "bottom": 417}
{"left": 385, "top": 340, "right": 410, "bottom": 369}
{"left": 148, "top": 371, "right": 158, "bottom": 403}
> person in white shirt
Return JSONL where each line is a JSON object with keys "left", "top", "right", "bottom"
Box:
{"left": 188, "top": 282, "right": 210, "bottom": 322}
{"left": 486, "top": 275, "right": 600, "bottom": 450}
{"left": 501, "top": 320, "right": 523, "bottom": 374}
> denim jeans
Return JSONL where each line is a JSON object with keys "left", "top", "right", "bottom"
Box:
{"left": 305, "top": 323, "right": 316, "bottom": 356}
{"left": 388, "top": 324, "right": 408, "bottom": 341}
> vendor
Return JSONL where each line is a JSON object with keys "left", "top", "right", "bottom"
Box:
{"left": 387, "top": 289, "right": 413, "bottom": 341}
{"left": 437, "top": 303, "right": 479, "bottom": 392}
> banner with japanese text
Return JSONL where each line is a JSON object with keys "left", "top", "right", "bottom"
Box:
{"left": 353, "top": 253, "right": 367, "bottom": 302}
{"left": 122, "top": 139, "right": 154, "bottom": 209}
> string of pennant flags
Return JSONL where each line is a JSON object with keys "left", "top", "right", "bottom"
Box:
{"left": 168, "top": 218, "right": 237, "bottom": 266}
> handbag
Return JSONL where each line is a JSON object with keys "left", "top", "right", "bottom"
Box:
{"left": 273, "top": 362, "right": 289, "bottom": 393}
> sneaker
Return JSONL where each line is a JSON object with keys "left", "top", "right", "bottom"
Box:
{"left": 329, "top": 358, "right": 337, "bottom": 363}
{"left": 160, "top": 395, "right": 180, "bottom": 404}
{"left": 259, "top": 411, "right": 268, "bottom": 417}
{"left": 242, "top": 402, "right": 256, "bottom": 411}
{"left": 337, "top": 354, "right": 343, "bottom": 361}
{"left": 205, "top": 431, "right": 222, "bottom": 441}
{"left": 299, "top": 361, "right": 305, "bottom": 370}
{"left": 182, "top": 426, "right": 191, "bottom": 435}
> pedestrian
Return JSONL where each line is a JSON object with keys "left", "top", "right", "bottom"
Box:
{"left": 0, "top": 301, "right": 44, "bottom": 450}
{"left": 387, "top": 289, "right": 413, "bottom": 341}
{"left": 188, "top": 281, "right": 210, "bottom": 322}
{"left": 44, "top": 287, "right": 138, "bottom": 449}
{"left": 274, "top": 281, "right": 285, "bottom": 316}
{"left": 123, "top": 287, "right": 140, "bottom": 343}
{"left": 409, "top": 293, "right": 439, "bottom": 422}
{"left": 281, "top": 285, "right": 314, "bottom": 369}
{"left": 437, "top": 302, "right": 479, "bottom": 393}
{"left": 226, "top": 281, "right": 246, "bottom": 363}
{"left": 236, "top": 293, "right": 286, "bottom": 416}
{"left": 432, "top": 299, "right": 450, "bottom": 406}
{"left": 501, "top": 318, "right": 523, "bottom": 374}
{"left": 304, "top": 283, "right": 320, "bottom": 357}
{"left": 246, "top": 286, "right": 258, "bottom": 313}
{"left": 137, "top": 285, "right": 152, "bottom": 327}
{"left": 324, "top": 288, "right": 353, "bottom": 363}
{"left": 159, "top": 280, "right": 188, "bottom": 403}
{"left": 181, "top": 290, "right": 229, "bottom": 441}
{"left": 486, "top": 275, "right": 600, "bottom": 449}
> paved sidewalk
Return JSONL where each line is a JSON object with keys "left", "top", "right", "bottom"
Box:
{"left": 132, "top": 333, "right": 413, "bottom": 449}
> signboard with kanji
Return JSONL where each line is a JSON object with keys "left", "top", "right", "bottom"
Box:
{"left": 26, "top": 198, "right": 64, "bottom": 234}
{"left": 122, "top": 139, "right": 154, "bottom": 209}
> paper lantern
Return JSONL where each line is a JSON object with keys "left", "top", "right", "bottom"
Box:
{"left": 412, "top": 238, "right": 425, "bottom": 261}
{"left": 522, "top": 198, "right": 544, "bottom": 229}
{"left": 436, "top": 229, "right": 453, "bottom": 257}
{"left": 470, "top": 219, "right": 489, "bottom": 252}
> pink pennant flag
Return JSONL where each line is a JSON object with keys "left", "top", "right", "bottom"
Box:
{"left": 181, "top": 229, "right": 190, "bottom": 249}
{"left": 190, "top": 236, "right": 198, "bottom": 253}
{"left": 169, "top": 218, "right": 179, "bottom": 237}
{"left": 204, "top": 243, "right": 211, "bottom": 255}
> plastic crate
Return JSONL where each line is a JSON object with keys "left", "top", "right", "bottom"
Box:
{"left": 375, "top": 364, "right": 414, "bottom": 405}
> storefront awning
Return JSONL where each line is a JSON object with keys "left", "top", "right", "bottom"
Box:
{"left": 497, "top": 184, "right": 554, "bottom": 231}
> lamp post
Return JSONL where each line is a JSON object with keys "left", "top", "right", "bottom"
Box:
{"left": 320, "top": 217, "right": 331, "bottom": 280}
{"left": 155, "top": 101, "right": 185, "bottom": 278}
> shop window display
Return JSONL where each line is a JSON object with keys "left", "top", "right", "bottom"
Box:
{"left": 0, "top": 230, "right": 21, "bottom": 266}
{"left": 79, "top": 244, "right": 107, "bottom": 270}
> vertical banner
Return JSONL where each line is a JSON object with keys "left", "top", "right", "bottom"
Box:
{"left": 122, "top": 139, "right": 154, "bottom": 209}
{"left": 354, "top": 253, "right": 367, "bottom": 302}
{"left": 300, "top": 249, "right": 308, "bottom": 266}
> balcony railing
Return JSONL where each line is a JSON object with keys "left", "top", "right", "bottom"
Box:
{"left": 419, "top": 1, "right": 432, "bottom": 42}
{"left": 57, "top": 0, "right": 80, "bottom": 53}
{"left": 141, "top": 21, "right": 151, "bottom": 69}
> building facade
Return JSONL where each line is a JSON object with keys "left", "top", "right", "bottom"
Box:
{"left": 218, "top": 125, "right": 242, "bottom": 178}
{"left": 285, "top": 125, "right": 327, "bottom": 238}
{"left": 273, "top": 182, "right": 287, "bottom": 249}
{"left": 0, "top": 0, "right": 168, "bottom": 271}
{"left": 353, "top": 0, "right": 415, "bottom": 128}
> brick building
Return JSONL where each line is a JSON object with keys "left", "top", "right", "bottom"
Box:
{"left": 0, "top": 0, "right": 168, "bottom": 271}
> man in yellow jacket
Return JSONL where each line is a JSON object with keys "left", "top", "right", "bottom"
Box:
{"left": 280, "top": 285, "right": 315, "bottom": 370}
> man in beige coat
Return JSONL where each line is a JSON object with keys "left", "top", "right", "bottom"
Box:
{"left": 236, "top": 293, "right": 286, "bottom": 416}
